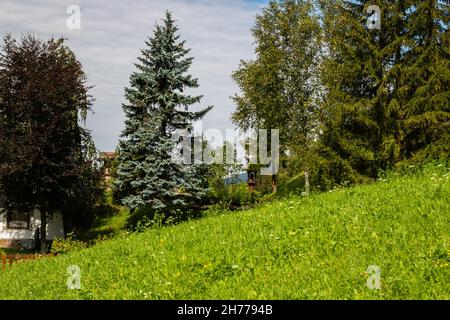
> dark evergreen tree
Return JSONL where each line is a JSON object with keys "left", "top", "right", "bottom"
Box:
{"left": 319, "top": 0, "right": 449, "bottom": 186}
{"left": 115, "top": 12, "right": 212, "bottom": 212}
{"left": 319, "top": 0, "right": 390, "bottom": 183}
{"left": 398, "top": 0, "right": 450, "bottom": 163}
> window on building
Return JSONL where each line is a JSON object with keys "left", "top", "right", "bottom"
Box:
{"left": 6, "top": 209, "right": 30, "bottom": 229}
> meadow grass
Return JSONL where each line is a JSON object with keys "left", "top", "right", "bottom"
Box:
{"left": 79, "top": 205, "right": 130, "bottom": 240}
{"left": 0, "top": 164, "right": 448, "bottom": 299}
{"left": 0, "top": 248, "right": 29, "bottom": 255}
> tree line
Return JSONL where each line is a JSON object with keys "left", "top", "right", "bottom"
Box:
{"left": 233, "top": 0, "right": 449, "bottom": 189}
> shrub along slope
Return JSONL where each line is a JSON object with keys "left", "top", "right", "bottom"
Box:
{"left": 0, "top": 164, "right": 448, "bottom": 299}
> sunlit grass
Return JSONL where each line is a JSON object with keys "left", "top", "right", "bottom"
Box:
{"left": 0, "top": 163, "right": 448, "bottom": 300}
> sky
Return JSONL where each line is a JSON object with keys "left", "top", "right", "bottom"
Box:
{"left": 0, "top": 0, "right": 267, "bottom": 151}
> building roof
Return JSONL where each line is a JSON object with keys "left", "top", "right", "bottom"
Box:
{"left": 100, "top": 152, "right": 116, "bottom": 159}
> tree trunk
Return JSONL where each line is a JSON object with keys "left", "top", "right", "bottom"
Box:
{"left": 63, "top": 214, "right": 73, "bottom": 236}
{"left": 271, "top": 174, "right": 277, "bottom": 193}
{"left": 304, "top": 171, "right": 310, "bottom": 196}
{"left": 40, "top": 211, "right": 49, "bottom": 254}
{"left": 34, "top": 227, "right": 41, "bottom": 252}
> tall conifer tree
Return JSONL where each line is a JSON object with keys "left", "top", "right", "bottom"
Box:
{"left": 320, "top": 0, "right": 393, "bottom": 180}
{"left": 398, "top": 0, "right": 450, "bottom": 162}
{"left": 319, "top": 0, "right": 449, "bottom": 183}
{"left": 115, "top": 12, "right": 212, "bottom": 211}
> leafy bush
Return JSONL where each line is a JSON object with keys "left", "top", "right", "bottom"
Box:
{"left": 51, "top": 233, "right": 88, "bottom": 255}
{"left": 227, "top": 184, "right": 261, "bottom": 207}
{"left": 132, "top": 214, "right": 165, "bottom": 233}
{"left": 208, "top": 182, "right": 263, "bottom": 209}
{"left": 130, "top": 208, "right": 203, "bottom": 233}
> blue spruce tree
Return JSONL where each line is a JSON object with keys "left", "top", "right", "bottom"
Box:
{"left": 115, "top": 12, "right": 212, "bottom": 212}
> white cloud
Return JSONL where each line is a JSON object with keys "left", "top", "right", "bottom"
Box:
{"left": 0, "top": 0, "right": 265, "bottom": 150}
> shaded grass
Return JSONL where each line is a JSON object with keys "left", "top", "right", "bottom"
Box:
{"left": 277, "top": 172, "right": 306, "bottom": 197}
{"left": 78, "top": 193, "right": 130, "bottom": 241}
{"left": 0, "top": 248, "right": 35, "bottom": 256}
{"left": 0, "top": 164, "right": 449, "bottom": 299}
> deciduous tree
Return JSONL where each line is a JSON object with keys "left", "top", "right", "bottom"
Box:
{"left": 0, "top": 34, "right": 102, "bottom": 253}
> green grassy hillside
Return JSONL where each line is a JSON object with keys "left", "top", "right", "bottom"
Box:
{"left": 0, "top": 164, "right": 449, "bottom": 300}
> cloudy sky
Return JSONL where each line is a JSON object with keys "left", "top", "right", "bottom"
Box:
{"left": 0, "top": 0, "right": 267, "bottom": 151}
